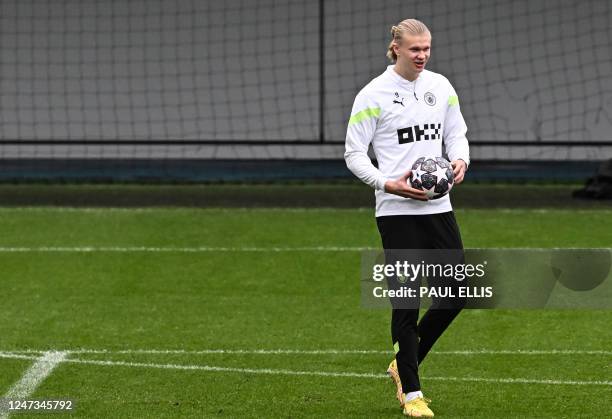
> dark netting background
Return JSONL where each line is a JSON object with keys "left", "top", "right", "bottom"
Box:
{"left": 0, "top": 0, "right": 610, "bottom": 164}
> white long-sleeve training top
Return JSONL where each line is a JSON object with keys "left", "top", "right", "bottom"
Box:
{"left": 345, "top": 65, "right": 470, "bottom": 216}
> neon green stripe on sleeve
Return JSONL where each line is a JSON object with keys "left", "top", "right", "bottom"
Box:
{"left": 348, "top": 107, "right": 381, "bottom": 126}
{"left": 448, "top": 95, "right": 459, "bottom": 106}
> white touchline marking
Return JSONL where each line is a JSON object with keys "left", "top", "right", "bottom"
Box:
{"left": 0, "top": 352, "right": 39, "bottom": 360}
{"left": 8, "top": 349, "right": 393, "bottom": 355}
{"left": 435, "top": 349, "right": 612, "bottom": 356}
{"left": 0, "top": 351, "right": 68, "bottom": 419}
{"left": 56, "top": 359, "right": 612, "bottom": 386}
{"left": 64, "top": 358, "right": 385, "bottom": 379}
{"left": 0, "top": 351, "right": 608, "bottom": 387}
{"left": 0, "top": 246, "right": 606, "bottom": 253}
{"left": 424, "top": 376, "right": 612, "bottom": 386}
{"left": 0, "top": 246, "right": 376, "bottom": 252}
{"left": 3, "top": 348, "right": 612, "bottom": 356}
{"left": 3, "top": 353, "right": 610, "bottom": 387}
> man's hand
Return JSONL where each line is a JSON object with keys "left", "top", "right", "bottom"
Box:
{"left": 451, "top": 159, "right": 467, "bottom": 184}
{"left": 384, "top": 171, "right": 429, "bottom": 201}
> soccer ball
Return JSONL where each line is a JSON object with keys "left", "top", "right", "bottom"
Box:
{"left": 410, "top": 156, "right": 454, "bottom": 199}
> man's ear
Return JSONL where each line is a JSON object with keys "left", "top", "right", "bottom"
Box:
{"left": 393, "top": 42, "right": 400, "bottom": 57}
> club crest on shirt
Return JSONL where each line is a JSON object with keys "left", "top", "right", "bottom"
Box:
{"left": 424, "top": 92, "right": 436, "bottom": 106}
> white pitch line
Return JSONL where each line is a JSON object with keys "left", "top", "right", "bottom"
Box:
{"left": 31, "top": 349, "right": 392, "bottom": 355}
{"left": 4, "top": 348, "right": 612, "bottom": 356}
{"left": 56, "top": 359, "right": 612, "bottom": 386}
{"left": 0, "top": 352, "right": 39, "bottom": 361}
{"left": 64, "top": 358, "right": 385, "bottom": 379}
{"left": 0, "top": 351, "right": 609, "bottom": 387}
{"left": 424, "top": 375, "right": 612, "bottom": 386}
{"left": 0, "top": 351, "right": 68, "bottom": 419}
{"left": 435, "top": 349, "right": 612, "bottom": 356}
{"left": 8, "top": 348, "right": 390, "bottom": 355}
{"left": 0, "top": 246, "right": 375, "bottom": 253}
{"left": 0, "top": 246, "right": 607, "bottom": 253}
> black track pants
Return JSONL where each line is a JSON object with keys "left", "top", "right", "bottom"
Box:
{"left": 376, "top": 212, "right": 465, "bottom": 393}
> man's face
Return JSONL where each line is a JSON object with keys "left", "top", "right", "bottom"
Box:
{"left": 395, "top": 33, "right": 431, "bottom": 73}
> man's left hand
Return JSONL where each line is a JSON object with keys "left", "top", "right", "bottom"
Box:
{"left": 451, "top": 159, "right": 467, "bottom": 184}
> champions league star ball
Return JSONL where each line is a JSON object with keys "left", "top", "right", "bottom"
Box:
{"left": 410, "top": 156, "right": 454, "bottom": 199}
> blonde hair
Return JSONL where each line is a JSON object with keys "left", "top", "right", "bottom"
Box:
{"left": 387, "top": 19, "right": 431, "bottom": 62}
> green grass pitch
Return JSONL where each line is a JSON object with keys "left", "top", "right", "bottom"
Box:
{"left": 0, "top": 207, "right": 611, "bottom": 418}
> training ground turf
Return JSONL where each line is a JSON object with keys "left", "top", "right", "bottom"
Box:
{"left": 0, "top": 206, "right": 611, "bottom": 418}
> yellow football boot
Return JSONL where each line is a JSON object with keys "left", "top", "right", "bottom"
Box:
{"left": 386, "top": 358, "right": 405, "bottom": 407}
{"left": 403, "top": 397, "right": 434, "bottom": 417}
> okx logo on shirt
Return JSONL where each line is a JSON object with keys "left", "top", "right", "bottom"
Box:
{"left": 397, "top": 123, "right": 442, "bottom": 144}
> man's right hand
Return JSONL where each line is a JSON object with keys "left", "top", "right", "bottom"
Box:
{"left": 384, "top": 171, "right": 429, "bottom": 201}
